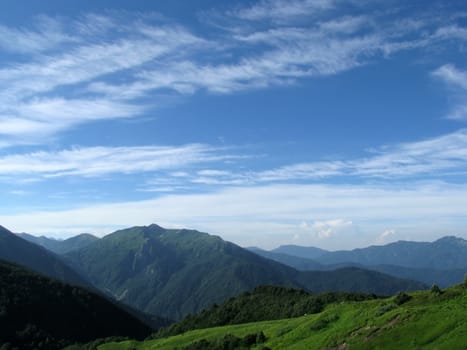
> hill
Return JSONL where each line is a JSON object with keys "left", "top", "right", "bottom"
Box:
{"left": 65, "top": 224, "right": 425, "bottom": 320}
{"left": 98, "top": 282, "right": 467, "bottom": 350}
{"left": 18, "top": 232, "right": 99, "bottom": 255}
{"left": 0, "top": 260, "right": 152, "bottom": 350}
{"left": 155, "top": 285, "right": 379, "bottom": 337}
{"left": 0, "top": 225, "right": 91, "bottom": 288}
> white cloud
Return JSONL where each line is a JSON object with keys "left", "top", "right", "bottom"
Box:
{"left": 111, "top": 32, "right": 387, "bottom": 96}
{"left": 187, "top": 129, "right": 467, "bottom": 184}
{"left": 0, "top": 15, "right": 206, "bottom": 145}
{"left": 94, "top": 10, "right": 464, "bottom": 99}
{"left": 1, "top": 182, "right": 467, "bottom": 249}
{"left": 433, "top": 64, "right": 467, "bottom": 90}
{"left": 0, "top": 7, "right": 465, "bottom": 147}
{"left": 231, "top": 0, "right": 337, "bottom": 23}
{"left": 2, "top": 128, "right": 465, "bottom": 184}
{"left": 0, "top": 16, "right": 76, "bottom": 53}
{"left": 9, "top": 190, "right": 30, "bottom": 196}
{"left": 300, "top": 218, "right": 353, "bottom": 239}
{"left": 0, "top": 30, "right": 202, "bottom": 101}
{"left": 377, "top": 229, "right": 396, "bottom": 244}
{"left": 0, "top": 144, "right": 234, "bottom": 178}
{"left": 0, "top": 98, "right": 144, "bottom": 145}
{"left": 433, "top": 64, "right": 467, "bottom": 120}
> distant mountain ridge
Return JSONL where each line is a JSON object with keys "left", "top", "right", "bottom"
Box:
{"left": 316, "top": 236, "right": 467, "bottom": 269}
{"left": 272, "top": 245, "right": 329, "bottom": 259}
{"left": 250, "top": 236, "right": 467, "bottom": 287}
{"left": 248, "top": 247, "right": 323, "bottom": 270}
{"left": 18, "top": 232, "right": 99, "bottom": 255}
{"left": 0, "top": 225, "right": 91, "bottom": 288}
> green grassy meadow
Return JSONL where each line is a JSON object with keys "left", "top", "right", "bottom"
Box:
{"left": 99, "top": 284, "right": 467, "bottom": 350}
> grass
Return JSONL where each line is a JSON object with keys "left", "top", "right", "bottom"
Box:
{"left": 99, "top": 284, "right": 467, "bottom": 350}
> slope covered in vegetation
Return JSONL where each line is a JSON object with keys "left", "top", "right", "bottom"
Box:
{"left": 99, "top": 282, "right": 467, "bottom": 350}
{"left": 155, "top": 285, "right": 379, "bottom": 338}
{"left": 0, "top": 226, "right": 91, "bottom": 288}
{"left": 0, "top": 260, "right": 152, "bottom": 350}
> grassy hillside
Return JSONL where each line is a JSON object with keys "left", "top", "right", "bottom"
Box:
{"left": 98, "top": 282, "right": 467, "bottom": 350}
{"left": 65, "top": 224, "right": 425, "bottom": 320}
{"left": 0, "top": 260, "right": 152, "bottom": 350}
{"left": 155, "top": 286, "right": 379, "bottom": 338}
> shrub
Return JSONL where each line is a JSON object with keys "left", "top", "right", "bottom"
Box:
{"left": 310, "top": 314, "right": 339, "bottom": 331}
{"left": 394, "top": 292, "right": 411, "bottom": 305}
{"left": 431, "top": 284, "right": 442, "bottom": 295}
{"left": 375, "top": 302, "right": 397, "bottom": 316}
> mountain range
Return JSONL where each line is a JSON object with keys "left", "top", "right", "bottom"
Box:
{"left": 61, "top": 224, "right": 424, "bottom": 319}
{"left": 249, "top": 236, "right": 467, "bottom": 287}
{"left": 2, "top": 223, "right": 424, "bottom": 321}
{"left": 4, "top": 222, "right": 466, "bottom": 348}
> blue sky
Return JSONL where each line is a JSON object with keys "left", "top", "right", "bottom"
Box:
{"left": 1, "top": 0, "right": 467, "bottom": 249}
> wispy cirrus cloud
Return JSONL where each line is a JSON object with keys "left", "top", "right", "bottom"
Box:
{"left": 433, "top": 64, "right": 467, "bottom": 120}
{"left": 1, "top": 2, "right": 466, "bottom": 148}
{"left": 1, "top": 128, "right": 466, "bottom": 186}
{"left": 229, "top": 0, "right": 338, "bottom": 23}
{"left": 0, "top": 15, "right": 206, "bottom": 146}
{"left": 0, "top": 144, "right": 237, "bottom": 179}
{"left": 0, "top": 16, "right": 76, "bottom": 53}
{"left": 0, "top": 98, "right": 143, "bottom": 141}
{"left": 186, "top": 129, "right": 467, "bottom": 185}
{"left": 89, "top": 6, "right": 467, "bottom": 101}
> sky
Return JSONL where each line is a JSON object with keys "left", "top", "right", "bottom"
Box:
{"left": 1, "top": 0, "right": 467, "bottom": 250}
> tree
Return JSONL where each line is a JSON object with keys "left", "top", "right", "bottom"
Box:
{"left": 394, "top": 292, "right": 411, "bottom": 305}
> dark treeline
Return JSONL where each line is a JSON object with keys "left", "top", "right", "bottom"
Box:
{"left": 0, "top": 260, "right": 151, "bottom": 350}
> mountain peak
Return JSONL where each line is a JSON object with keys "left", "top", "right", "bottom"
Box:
{"left": 434, "top": 236, "right": 467, "bottom": 246}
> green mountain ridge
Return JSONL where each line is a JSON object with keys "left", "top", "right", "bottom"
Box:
{"left": 18, "top": 232, "right": 99, "bottom": 255}
{"left": 0, "top": 260, "right": 152, "bottom": 350}
{"left": 64, "top": 224, "right": 425, "bottom": 320}
{"left": 0, "top": 226, "right": 92, "bottom": 289}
